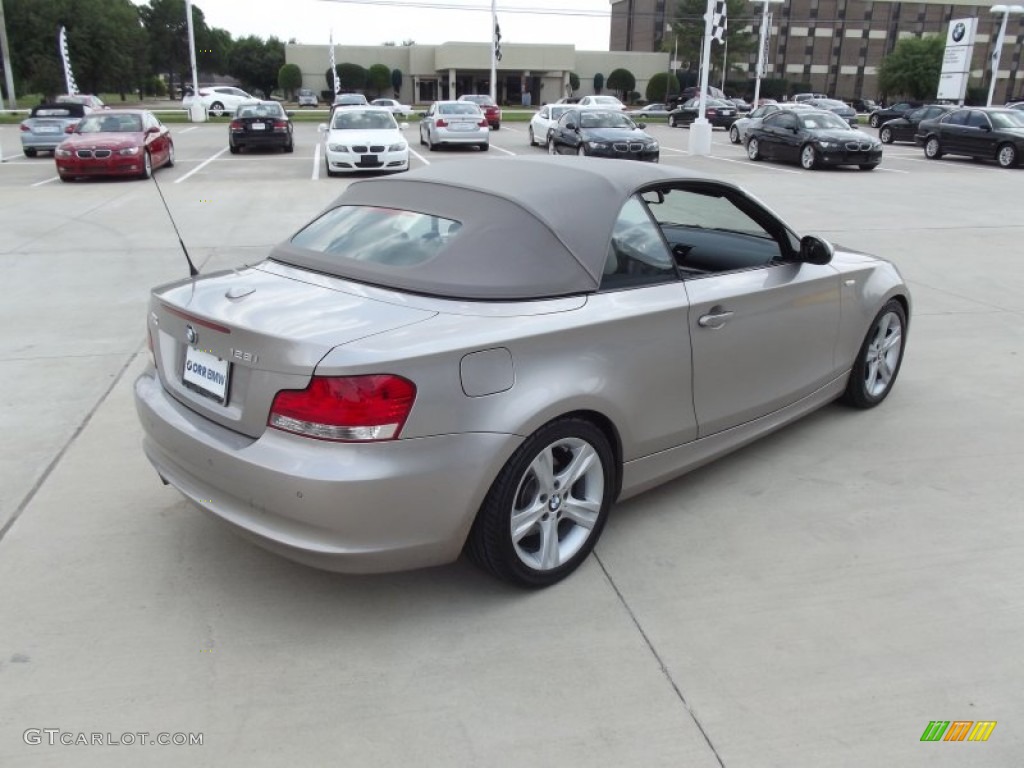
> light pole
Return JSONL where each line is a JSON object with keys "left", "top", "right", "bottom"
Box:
{"left": 987, "top": 4, "right": 1023, "bottom": 106}
{"left": 185, "top": 0, "right": 205, "bottom": 121}
{"left": 753, "top": 0, "right": 784, "bottom": 107}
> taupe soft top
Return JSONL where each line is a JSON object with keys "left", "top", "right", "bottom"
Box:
{"left": 271, "top": 156, "right": 694, "bottom": 300}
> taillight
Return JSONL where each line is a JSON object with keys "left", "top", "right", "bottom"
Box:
{"left": 435, "top": 118, "right": 448, "bottom": 127}
{"left": 707, "top": 109, "right": 717, "bottom": 116}
{"left": 478, "top": 118, "right": 488, "bottom": 127}
{"left": 272, "top": 120, "right": 288, "bottom": 132}
{"left": 198, "top": 89, "right": 210, "bottom": 96}
{"left": 20, "top": 123, "right": 30, "bottom": 131}
{"left": 229, "top": 119, "right": 242, "bottom": 131}
{"left": 269, "top": 375, "right": 416, "bottom": 442}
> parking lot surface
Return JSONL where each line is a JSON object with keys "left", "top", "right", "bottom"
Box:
{"left": 1, "top": 119, "right": 1022, "bottom": 767}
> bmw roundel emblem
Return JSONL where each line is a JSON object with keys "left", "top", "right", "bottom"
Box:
{"left": 186, "top": 324, "right": 198, "bottom": 345}
{"left": 952, "top": 22, "right": 965, "bottom": 43}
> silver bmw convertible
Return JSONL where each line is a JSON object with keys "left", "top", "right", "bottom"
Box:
{"left": 134, "top": 157, "right": 909, "bottom": 587}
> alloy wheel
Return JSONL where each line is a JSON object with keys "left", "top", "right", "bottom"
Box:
{"left": 997, "top": 144, "right": 1017, "bottom": 168}
{"left": 801, "top": 145, "right": 818, "bottom": 170}
{"left": 863, "top": 311, "right": 903, "bottom": 398}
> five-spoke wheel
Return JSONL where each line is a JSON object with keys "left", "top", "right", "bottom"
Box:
{"left": 842, "top": 300, "right": 907, "bottom": 408}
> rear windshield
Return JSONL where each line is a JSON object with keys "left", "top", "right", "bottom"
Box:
{"left": 439, "top": 103, "right": 481, "bottom": 115}
{"left": 290, "top": 206, "right": 462, "bottom": 267}
{"left": 237, "top": 103, "right": 285, "bottom": 118}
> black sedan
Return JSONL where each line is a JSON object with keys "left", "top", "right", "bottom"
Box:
{"left": 746, "top": 110, "right": 882, "bottom": 170}
{"left": 667, "top": 98, "right": 738, "bottom": 129}
{"left": 229, "top": 101, "right": 294, "bottom": 153}
{"left": 916, "top": 107, "right": 1024, "bottom": 168}
{"left": 546, "top": 109, "right": 659, "bottom": 162}
{"left": 878, "top": 104, "right": 954, "bottom": 144}
{"left": 868, "top": 101, "right": 921, "bottom": 128}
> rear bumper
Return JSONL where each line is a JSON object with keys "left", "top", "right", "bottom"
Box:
{"left": 21, "top": 136, "right": 64, "bottom": 151}
{"left": 434, "top": 128, "right": 489, "bottom": 145}
{"left": 134, "top": 369, "right": 520, "bottom": 573}
{"left": 231, "top": 132, "right": 290, "bottom": 148}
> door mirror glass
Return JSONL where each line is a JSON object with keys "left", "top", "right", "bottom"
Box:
{"left": 799, "top": 235, "right": 833, "bottom": 265}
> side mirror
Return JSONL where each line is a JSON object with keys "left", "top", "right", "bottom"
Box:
{"left": 146, "top": 126, "right": 160, "bottom": 134}
{"left": 637, "top": 122, "right": 647, "bottom": 129}
{"left": 317, "top": 123, "right": 328, "bottom": 133}
{"left": 798, "top": 235, "right": 834, "bottom": 265}
{"left": 286, "top": 111, "right": 294, "bottom": 117}
{"left": 565, "top": 122, "right": 576, "bottom": 131}
{"left": 399, "top": 122, "right": 409, "bottom": 130}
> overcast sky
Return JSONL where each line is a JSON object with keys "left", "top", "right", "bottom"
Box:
{"left": 165, "top": 0, "right": 613, "bottom": 51}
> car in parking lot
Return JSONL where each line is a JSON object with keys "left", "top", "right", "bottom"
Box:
{"left": 457, "top": 95, "right": 501, "bottom": 129}
{"left": 133, "top": 156, "right": 910, "bottom": 587}
{"left": 334, "top": 93, "right": 370, "bottom": 107}
{"left": 746, "top": 109, "right": 882, "bottom": 170}
{"left": 851, "top": 98, "right": 879, "bottom": 113}
{"left": 729, "top": 102, "right": 812, "bottom": 145}
{"left": 546, "top": 109, "right": 658, "bottom": 161}
{"left": 878, "top": 104, "right": 954, "bottom": 144}
{"left": 1005, "top": 101, "right": 1024, "bottom": 112}
{"left": 419, "top": 101, "right": 489, "bottom": 151}
{"left": 296, "top": 88, "right": 319, "bottom": 107}
{"left": 55, "top": 109, "right": 174, "bottom": 181}
{"left": 917, "top": 107, "right": 1024, "bottom": 168}
{"left": 372, "top": 98, "right": 412, "bottom": 116}
{"left": 20, "top": 102, "right": 86, "bottom": 156}
{"left": 577, "top": 94, "right": 626, "bottom": 111}
{"left": 627, "top": 103, "right": 670, "bottom": 117}
{"left": 528, "top": 103, "right": 574, "bottom": 146}
{"left": 667, "top": 97, "right": 738, "bottom": 129}
{"left": 793, "top": 92, "right": 829, "bottom": 104}
{"left": 56, "top": 93, "right": 106, "bottom": 111}
{"left": 182, "top": 86, "right": 255, "bottom": 117}
{"left": 229, "top": 101, "right": 294, "bottom": 154}
{"left": 807, "top": 98, "right": 858, "bottom": 127}
{"left": 869, "top": 101, "right": 921, "bottom": 128}
{"left": 321, "top": 106, "right": 409, "bottom": 175}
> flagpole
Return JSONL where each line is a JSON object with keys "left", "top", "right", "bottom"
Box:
{"left": 689, "top": 0, "right": 717, "bottom": 155}
{"left": 490, "top": 0, "right": 497, "bottom": 102}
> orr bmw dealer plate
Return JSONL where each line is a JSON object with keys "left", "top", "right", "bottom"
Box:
{"left": 183, "top": 346, "right": 230, "bottom": 403}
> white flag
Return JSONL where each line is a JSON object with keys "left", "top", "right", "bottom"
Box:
{"left": 329, "top": 32, "right": 339, "bottom": 95}
{"left": 58, "top": 26, "right": 79, "bottom": 95}
{"left": 711, "top": 1, "right": 727, "bottom": 44}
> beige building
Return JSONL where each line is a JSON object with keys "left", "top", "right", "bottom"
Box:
{"left": 285, "top": 42, "right": 670, "bottom": 105}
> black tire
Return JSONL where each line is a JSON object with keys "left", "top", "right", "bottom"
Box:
{"left": 426, "top": 130, "right": 436, "bottom": 151}
{"left": 24, "top": 148, "right": 38, "bottom": 158}
{"left": 324, "top": 159, "right": 338, "bottom": 178}
{"left": 879, "top": 126, "right": 893, "bottom": 144}
{"left": 576, "top": 144, "right": 587, "bottom": 157}
{"left": 869, "top": 114, "right": 880, "bottom": 128}
{"left": 547, "top": 137, "right": 557, "bottom": 155}
{"left": 841, "top": 299, "right": 907, "bottom": 409}
{"left": 729, "top": 125, "right": 740, "bottom": 144}
{"left": 859, "top": 164, "right": 877, "bottom": 171}
{"left": 466, "top": 418, "right": 615, "bottom": 588}
{"left": 58, "top": 174, "right": 72, "bottom": 182}
{"left": 165, "top": 143, "right": 175, "bottom": 167}
{"left": 668, "top": 114, "right": 677, "bottom": 128}
{"left": 479, "top": 143, "right": 489, "bottom": 152}
{"left": 528, "top": 126, "right": 535, "bottom": 145}
{"left": 996, "top": 142, "right": 1017, "bottom": 168}
{"left": 746, "top": 137, "right": 762, "bottom": 161}
{"left": 209, "top": 101, "right": 225, "bottom": 117}
{"left": 493, "top": 122, "right": 500, "bottom": 130}
{"left": 418, "top": 127, "right": 426, "bottom": 146}
{"left": 229, "top": 142, "right": 240, "bottom": 155}
{"left": 284, "top": 139, "right": 294, "bottom": 153}
{"left": 140, "top": 150, "right": 153, "bottom": 179}
{"left": 924, "top": 136, "right": 943, "bottom": 160}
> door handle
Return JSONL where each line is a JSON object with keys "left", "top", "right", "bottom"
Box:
{"left": 698, "top": 309, "right": 734, "bottom": 329}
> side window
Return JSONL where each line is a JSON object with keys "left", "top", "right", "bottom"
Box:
{"left": 539, "top": 107, "right": 548, "bottom": 119}
{"left": 773, "top": 113, "right": 797, "bottom": 130}
{"left": 944, "top": 110, "right": 969, "bottom": 126}
{"left": 601, "top": 196, "right": 676, "bottom": 291}
{"left": 966, "top": 111, "right": 989, "bottom": 128}
{"left": 641, "top": 185, "right": 789, "bottom": 277}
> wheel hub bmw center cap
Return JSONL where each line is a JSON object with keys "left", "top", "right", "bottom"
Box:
{"left": 549, "top": 495, "right": 562, "bottom": 512}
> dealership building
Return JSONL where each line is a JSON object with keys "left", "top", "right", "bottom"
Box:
{"left": 284, "top": 42, "right": 669, "bottom": 105}
{"left": 611, "top": 0, "right": 1023, "bottom": 103}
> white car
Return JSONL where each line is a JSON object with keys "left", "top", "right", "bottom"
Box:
{"left": 418, "top": 101, "right": 489, "bottom": 151}
{"left": 320, "top": 106, "right": 409, "bottom": 176}
{"left": 528, "top": 104, "right": 575, "bottom": 146}
{"left": 182, "top": 86, "right": 255, "bottom": 117}
{"left": 577, "top": 95, "right": 626, "bottom": 111}
{"left": 372, "top": 98, "right": 412, "bottom": 116}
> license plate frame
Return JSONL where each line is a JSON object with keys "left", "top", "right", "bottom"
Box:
{"left": 183, "top": 346, "right": 231, "bottom": 403}
{"left": 251, "top": 122, "right": 266, "bottom": 131}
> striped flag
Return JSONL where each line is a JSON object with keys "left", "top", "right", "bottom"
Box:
{"left": 329, "top": 31, "right": 339, "bottom": 96}
{"left": 711, "top": 0, "right": 728, "bottom": 44}
{"left": 494, "top": 21, "right": 502, "bottom": 62}
{"left": 58, "top": 26, "right": 79, "bottom": 95}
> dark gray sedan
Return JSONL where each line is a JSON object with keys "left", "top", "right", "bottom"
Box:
{"left": 19, "top": 103, "right": 86, "bottom": 157}
{"left": 547, "top": 109, "right": 658, "bottom": 161}
{"left": 135, "top": 157, "right": 909, "bottom": 587}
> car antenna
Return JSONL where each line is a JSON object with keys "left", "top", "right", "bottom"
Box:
{"left": 150, "top": 173, "right": 199, "bottom": 277}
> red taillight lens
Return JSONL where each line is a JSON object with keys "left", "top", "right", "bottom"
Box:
{"left": 229, "top": 119, "right": 242, "bottom": 130}
{"left": 707, "top": 109, "right": 717, "bottom": 116}
{"left": 272, "top": 120, "right": 288, "bottom": 131}
{"left": 20, "top": 123, "right": 30, "bottom": 131}
{"left": 435, "top": 118, "right": 448, "bottom": 127}
{"left": 478, "top": 118, "right": 488, "bottom": 127}
{"left": 269, "top": 375, "right": 416, "bottom": 442}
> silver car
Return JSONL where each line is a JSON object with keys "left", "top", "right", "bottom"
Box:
{"left": 297, "top": 88, "right": 319, "bottom": 107}
{"left": 20, "top": 102, "right": 86, "bottom": 156}
{"left": 729, "top": 102, "right": 813, "bottom": 145}
{"left": 418, "top": 101, "right": 489, "bottom": 151}
{"left": 134, "top": 157, "right": 910, "bottom": 587}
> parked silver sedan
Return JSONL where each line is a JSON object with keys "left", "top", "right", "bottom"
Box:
{"left": 418, "top": 101, "right": 489, "bottom": 151}
{"left": 134, "top": 157, "right": 910, "bottom": 587}
{"left": 20, "top": 102, "right": 86, "bottom": 156}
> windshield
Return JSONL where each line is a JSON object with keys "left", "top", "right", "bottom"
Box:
{"left": 800, "top": 113, "right": 850, "bottom": 130}
{"left": 331, "top": 110, "right": 398, "bottom": 130}
{"left": 76, "top": 114, "right": 143, "bottom": 133}
{"left": 990, "top": 111, "right": 1024, "bottom": 128}
{"left": 580, "top": 111, "right": 634, "bottom": 129}
{"left": 237, "top": 103, "right": 285, "bottom": 118}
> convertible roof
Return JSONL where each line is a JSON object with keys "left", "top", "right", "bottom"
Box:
{"left": 272, "top": 156, "right": 699, "bottom": 300}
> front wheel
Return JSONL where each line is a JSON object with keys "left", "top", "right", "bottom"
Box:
{"left": 528, "top": 126, "right": 535, "bottom": 145}
{"left": 166, "top": 143, "right": 175, "bottom": 167}
{"left": 842, "top": 300, "right": 907, "bottom": 409}
{"left": 746, "top": 137, "right": 762, "bottom": 161}
{"left": 996, "top": 143, "right": 1017, "bottom": 168}
{"left": 869, "top": 114, "right": 880, "bottom": 128}
{"left": 140, "top": 150, "right": 153, "bottom": 179}
{"left": 729, "top": 125, "right": 740, "bottom": 144}
{"left": 879, "top": 126, "right": 893, "bottom": 144}
{"left": 466, "top": 418, "right": 615, "bottom": 588}
{"left": 800, "top": 144, "right": 819, "bottom": 170}
{"left": 209, "top": 101, "right": 225, "bottom": 118}
{"left": 668, "top": 114, "right": 677, "bottom": 128}
{"left": 547, "top": 137, "right": 557, "bottom": 155}
{"left": 924, "top": 136, "right": 942, "bottom": 159}
{"left": 576, "top": 145, "right": 587, "bottom": 157}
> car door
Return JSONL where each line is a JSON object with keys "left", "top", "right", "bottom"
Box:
{"left": 643, "top": 182, "right": 841, "bottom": 437}
{"left": 758, "top": 112, "right": 794, "bottom": 159}
{"left": 963, "top": 110, "right": 997, "bottom": 158}
{"left": 938, "top": 109, "right": 970, "bottom": 153}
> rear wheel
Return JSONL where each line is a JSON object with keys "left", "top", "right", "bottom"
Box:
{"left": 209, "top": 101, "right": 225, "bottom": 117}
{"left": 418, "top": 126, "right": 426, "bottom": 146}
{"left": 997, "top": 143, "right": 1017, "bottom": 168}
{"left": 924, "top": 136, "right": 943, "bottom": 159}
{"left": 166, "top": 143, "right": 175, "bottom": 167}
{"left": 229, "top": 142, "right": 240, "bottom": 155}
{"left": 426, "top": 129, "right": 436, "bottom": 151}
{"left": 668, "top": 114, "right": 677, "bottom": 128}
{"left": 746, "top": 137, "right": 762, "bottom": 161}
{"left": 869, "top": 113, "right": 880, "bottom": 128}
{"left": 842, "top": 300, "right": 907, "bottom": 409}
{"left": 879, "top": 126, "right": 893, "bottom": 144}
{"left": 800, "top": 144, "right": 819, "bottom": 170}
{"left": 493, "top": 122, "right": 500, "bottom": 130}
{"left": 729, "top": 125, "right": 740, "bottom": 144}
{"left": 547, "top": 137, "right": 557, "bottom": 155}
{"left": 479, "top": 143, "right": 489, "bottom": 152}
{"left": 577, "top": 144, "right": 587, "bottom": 157}
{"left": 528, "top": 126, "right": 535, "bottom": 145}
{"left": 466, "top": 418, "right": 615, "bottom": 588}
{"left": 284, "top": 139, "right": 294, "bottom": 153}
{"left": 24, "top": 148, "right": 37, "bottom": 158}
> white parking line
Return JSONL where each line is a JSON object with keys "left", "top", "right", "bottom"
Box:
{"left": 178, "top": 126, "right": 198, "bottom": 134}
{"left": 489, "top": 145, "right": 516, "bottom": 156}
{"left": 174, "top": 147, "right": 228, "bottom": 184}
{"left": 660, "top": 147, "right": 690, "bottom": 155}
{"left": 500, "top": 126, "right": 520, "bottom": 132}
{"left": 708, "top": 156, "right": 801, "bottom": 174}
{"left": 312, "top": 143, "right": 321, "bottom": 180}
{"left": 875, "top": 166, "right": 910, "bottom": 174}
{"left": 31, "top": 176, "right": 59, "bottom": 187}
{"left": 409, "top": 148, "right": 430, "bottom": 166}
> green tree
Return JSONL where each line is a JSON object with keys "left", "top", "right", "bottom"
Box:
{"left": 278, "top": 63, "right": 302, "bottom": 99}
{"left": 367, "top": 63, "right": 391, "bottom": 97}
{"left": 390, "top": 68, "right": 403, "bottom": 97}
{"left": 229, "top": 35, "right": 284, "bottom": 97}
{"left": 607, "top": 68, "right": 636, "bottom": 101}
{"left": 878, "top": 35, "right": 944, "bottom": 100}
{"left": 568, "top": 72, "right": 580, "bottom": 92}
{"left": 200, "top": 27, "right": 234, "bottom": 76}
{"left": 666, "top": 0, "right": 757, "bottom": 81}
{"left": 646, "top": 72, "right": 680, "bottom": 102}
{"left": 593, "top": 72, "right": 604, "bottom": 94}
{"left": 336, "top": 62, "right": 367, "bottom": 92}
{"left": 140, "top": 0, "right": 210, "bottom": 98}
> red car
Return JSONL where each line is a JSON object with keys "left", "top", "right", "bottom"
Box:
{"left": 55, "top": 109, "right": 174, "bottom": 182}
{"left": 458, "top": 95, "right": 501, "bottom": 129}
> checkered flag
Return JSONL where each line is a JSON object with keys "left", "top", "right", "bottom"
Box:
{"left": 711, "top": 0, "right": 727, "bottom": 44}
{"left": 494, "top": 21, "right": 502, "bottom": 62}
{"left": 58, "top": 26, "right": 79, "bottom": 95}
{"left": 329, "top": 31, "right": 339, "bottom": 96}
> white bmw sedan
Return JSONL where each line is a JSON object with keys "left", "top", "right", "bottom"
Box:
{"left": 320, "top": 106, "right": 410, "bottom": 176}
{"left": 528, "top": 103, "right": 575, "bottom": 146}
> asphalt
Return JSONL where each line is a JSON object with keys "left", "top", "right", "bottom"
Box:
{"left": 0, "top": 120, "right": 1021, "bottom": 767}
